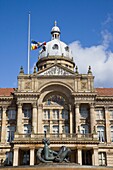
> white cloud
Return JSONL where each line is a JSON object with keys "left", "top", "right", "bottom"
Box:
{"left": 69, "top": 29, "right": 113, "bottom": 87}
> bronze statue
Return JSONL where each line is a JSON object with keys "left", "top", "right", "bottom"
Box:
{"left": 37, "top": 134, "right": 71, "bottom": 163}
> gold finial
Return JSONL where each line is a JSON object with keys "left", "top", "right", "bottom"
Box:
{"left": 54, "top": 21, "right": 57, "bottom": 26}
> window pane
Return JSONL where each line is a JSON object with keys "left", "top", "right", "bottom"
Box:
{"left": 23, "top": 108, "right": 31, "bottom": 118}
{"left": 96, "top": 110, "right": 104, "bottom": 120}
{"left": 7, "top": 126, "right": 15, "bottom": 142}
{"left": 80, "top": 106, "right": 88, "bottom": 118}
{"left": 53, "top": 110, "right": 59, "bottom": 119}
{"left": 110, "top": 110, "right": 113, "bottom": 119}
{"left": 97, "top": 126, "right": 105, "bottom": 142}
{"left": 8, "top": 110, "right": 16, "bottom": 120}
{"left": 62, "top": 109, "right": 68, "bottom": 120}
{"left": 44, "top": 110, "right": 50, "bottom": 119}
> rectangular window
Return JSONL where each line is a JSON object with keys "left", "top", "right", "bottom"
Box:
{"left": 44, "top": 125, "right": 50, "bottom": 133}
{"left": 111, "top": 126, "right": 113, "bottom": 142}
{"left": 110, "top": 110, "right": 113, "bottom": 119}
{"left": 23, "top": 107, "right": 31, "bottom": 118}
{"left": 53, "top": 110, "right": 59, "bottom": 119}
{"left": 7, "top": 109, "right": 16, "bottom": 120}
{"left": 53, "top": 125, "right": 59, "bottom": 136}
{"left": 43, "top": 110, "right": 50, "bottom": 119}
{"left": 99, "top": 152, "right": 106, "bottom": 166}
{"left": 24, "top": 124, "right": 31, "bottom": 134}
{"left": 97, "top": 126, "right": 105, "bottom": 142}
{"left": 62, "top": 125, "right": 69, "bottom": 133}
{"left": 96, "top": 109, "right": 104, "bottom": 120}
{"left": 80, "top": 106, "right": 88, "bottom": 118}
{"left": 62, "top": 109, "right": 68, "bottom": 120}
{"left": 7, "top": 126, "right": 15, "bottom": 142}
{"left": 5, "top": 152, "right": 13, "bottom": 166}
{"left": 0, "top": 109, "right": 2, "bottom": 120}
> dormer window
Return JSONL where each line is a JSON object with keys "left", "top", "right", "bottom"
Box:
{"left": 52, "top": 44, "right": 59, "bottom": 50}
{"left": 65, "top": 46, "right": 69, "bottom": 52}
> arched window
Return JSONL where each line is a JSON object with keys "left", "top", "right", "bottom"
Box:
{"left": 46, "top": 94, "right": 65, "bottom": 106}
{"left": 52, "top": 44, "right": 59, "bottom": 49}
{"left": 43, "top": 94, "right": 69, "bottom": 135}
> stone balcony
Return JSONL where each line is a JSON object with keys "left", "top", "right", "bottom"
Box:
{"left": 13, "top": 133, "right": 99, "bottom": 144}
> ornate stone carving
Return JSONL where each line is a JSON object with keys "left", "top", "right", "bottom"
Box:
{"left": 25, "top": 81, "right": 31, "bottom": 89}
{"left": 39, "top": 66, "right": 73, "bottom": 76}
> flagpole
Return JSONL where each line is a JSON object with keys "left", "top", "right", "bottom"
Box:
{"left": 28, "top": 12, "right": 31, "bottom": 74}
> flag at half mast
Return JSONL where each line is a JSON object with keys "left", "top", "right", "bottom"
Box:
{"left": 31, "top": 40, "right": 46, "bottom": 50}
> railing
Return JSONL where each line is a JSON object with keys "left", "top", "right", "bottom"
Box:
{"left": 14, "top": 133, "right": 98, "bottom": 142}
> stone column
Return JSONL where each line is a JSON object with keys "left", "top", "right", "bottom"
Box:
{"left": 69, "top": 105, "right": 73, "bottom": 134}
{"left": 17, "top": 103, "right": 23, "bottom": 133}
{"left": 90, "top": 104, "right": 95, "bottom": 134}
{"left": 77, "top": 148, "right": 82, "bottom": 165}
{"left": 30, "top": 148, "right": 35, "bottom": 166}
{"left": 50, "top": 109, "right": 53, "bottom": 134}
{"left": 105, "top": 107, "right": 110, "bottom": 143}
{"left": 13, "top": 148, "right": 19, "bottom": 166}
{"left": 1, "top": 107, "right": 7, "bottom": 143}
{"left": 59, "top": 109, "right": 62, "bottom": 134}
{"left": 75, "top": 103, "right": 80, "bottom": 133}
{"left": 37, "top": 104, "right": 43, "bottom": 133}
{"left": 93, "top": 148, "right": 99, "bottom": 166}
{"left": 32, "top": 103, "right": 38, "bottom": 133}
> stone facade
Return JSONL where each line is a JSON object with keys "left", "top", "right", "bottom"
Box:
{"left": 0, "top": 22, "right": 113, "bottom": 167}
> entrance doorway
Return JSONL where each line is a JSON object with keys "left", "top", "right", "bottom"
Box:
{"left": 82, "top": 150, "right": 92, "bottom": 165}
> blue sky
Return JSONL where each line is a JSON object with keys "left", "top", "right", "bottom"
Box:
{"left": 0, "top": 0, "right": 113, "bottom": 87}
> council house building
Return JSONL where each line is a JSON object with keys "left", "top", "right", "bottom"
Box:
{"left": 0, "top": 22, "right": 113, "bottom": 167}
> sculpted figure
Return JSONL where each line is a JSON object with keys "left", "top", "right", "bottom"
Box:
{"left": 37, "top": 137, "right": 71, "bottom": 163}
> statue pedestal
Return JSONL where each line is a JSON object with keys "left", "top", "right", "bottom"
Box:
{"left": 1, "top": 164, "right": 113, "bottom": 170}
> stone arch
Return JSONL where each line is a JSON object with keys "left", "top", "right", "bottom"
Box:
{"left": 38, "top": 83, "right": 73, "bottom": 104}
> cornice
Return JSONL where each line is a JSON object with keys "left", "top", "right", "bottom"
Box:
{"left": 72, "top": 92, "right": 97, "bottom": 97}
{"left": 14, "top": 92, "right": 40, "bottom": 97}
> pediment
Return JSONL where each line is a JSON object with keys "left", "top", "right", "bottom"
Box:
{"left": 38, "top": 64, "right": 74, "bottom": 76}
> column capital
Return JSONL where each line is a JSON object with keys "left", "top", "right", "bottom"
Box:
{"left": 104, "top": 106, "right": 109, "bottom": 111}
{"left": 90, "top": 103, "right": 95, "bottom": 108}
{"left": 32, "top": 102, "right": 37, "bottom": 108}
{"left": 17, "top": 102, "right": 23, "bottom": 108}
{"left": 74, "top": 103, "right": 80, "bottom": 108}
{"left": 2, "top": 106, "right": 7, "bottom": 112}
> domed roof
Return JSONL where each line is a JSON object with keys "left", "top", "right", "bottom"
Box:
{"left": 51, "top": 21, "right": 60, "bottom": 34}
{"left": 38, "top": 22, "right": 73, "bottom": 60}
